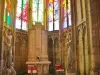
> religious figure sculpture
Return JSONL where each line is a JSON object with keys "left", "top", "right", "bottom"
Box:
{"left": 67, "top": 38, "right": 74, "bottom": 71}
{"left": 2, "top": 29, "right": 16, "bottom": 75}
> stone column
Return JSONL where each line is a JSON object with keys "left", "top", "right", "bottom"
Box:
{"left": 78, "top": 26, "right": 84, "bottom": 75}
{"left": 0, "top": 0, "right": 4, "bottom": 74}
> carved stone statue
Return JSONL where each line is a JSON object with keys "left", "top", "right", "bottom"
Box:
{"left": 67, "top": 39, "right": 74, "bottom": 71}
{"left": 2, "top": 29, "right": 16, "bottom": 75}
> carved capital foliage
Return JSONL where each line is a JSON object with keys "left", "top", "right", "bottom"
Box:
{"left": 31, "top": 25, "right": 45, "bottom": 30}
{"left": 76, "top": 23, "right": 86, "bottom": 40}
{"left": 16, "top": 31, "right": 27, "bottom": 43}
{"left": 48, "top": 32, "right": 59, "bottom": 41}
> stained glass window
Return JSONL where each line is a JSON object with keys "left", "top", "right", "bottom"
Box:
{"left": 68, "top": 0, "right": 71, "bottom": 26}
{"left": 54, "top": 0, "right": 59, "bottom": 30}
{"left": 61, "top": 0, "right": 67, "bottom": 28}
{"left": 48, "top": 0, "right": 59, "bottom": 31}
{"left": 4, "top": 0, "right": 11, "bottom": 26}
{"left": 61, "top": 0, "right": 72, "bottom": 28}
{"left": 32, "top": 0, "right": 43, "bottom": 24}
{"left": 15, "top": 0, "right": 28, "bottom": 30}
{"left": 48, "top": 0, "right": 53, "bottom": 31}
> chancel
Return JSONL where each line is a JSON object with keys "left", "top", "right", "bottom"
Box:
{"left": 0, "top": 0, "right": 100, "bottom": 75}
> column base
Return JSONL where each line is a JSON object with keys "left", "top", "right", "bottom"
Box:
{"left": 26, "top": 61, "right": 51, "bottom": 75}
{"left": 66, "top": 73, "right": 76, "bottom": 75}
{"left": 65, "top": 68, "right": 76, "bottom": 75}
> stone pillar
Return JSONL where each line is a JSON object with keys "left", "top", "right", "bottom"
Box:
{"left": 0, "top": 0, "right": 4, "bottom": 74}
{"left": 26, "top": 25, "right": 50, "bottom": 75}
{"left": 77, "top": 25, "right": 85, "bottom": 75}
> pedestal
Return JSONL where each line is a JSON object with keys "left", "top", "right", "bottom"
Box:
{"left": 26, "top": 25, "right": 51, "bottom": 75}
{"left": 26, "top": 61, "right": 50, "bottom": 75}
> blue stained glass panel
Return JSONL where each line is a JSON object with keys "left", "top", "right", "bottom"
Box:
{"left": 7, "top": 13, "right": 11, "bottom": 25}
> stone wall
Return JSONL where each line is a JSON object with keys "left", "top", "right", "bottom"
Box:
{"left": 15, "top": 30, "right": 28, "bottom": 74}
{"left": 72, "top": 0, "right": 90, "bottom": 74}
{"left": 72, "top": 0, "right": 100, "bottom": 75}
{"left": 48, "top": 31, "right": 59, "bottom": 74}
{"left": 90, "top": 0, "right": 100, "bottom": 73}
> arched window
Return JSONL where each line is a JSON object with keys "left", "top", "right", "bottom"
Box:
{"left": 48, "top": 0, "right": 59, "bottom": 31}
{"left": 4, "top": 0, "right": 11, "bottom": 25}
{"left": 15, "top": 0, "right": 28, "bottom": 30}
{"left": 32, "top": 0, "right": 44, "bottom": 25}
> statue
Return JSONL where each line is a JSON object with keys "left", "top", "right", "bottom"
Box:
{"left": 67, "top": 39, "right": 74, "bottom": 71}
{"left": 2, "top": 29, "right": 16, "bottom": 75}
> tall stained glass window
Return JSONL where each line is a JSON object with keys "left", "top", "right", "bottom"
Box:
{"left": 4, "top": 0, "right": 11, "bottom": 25}
{"left": 61, "top": 0, "right": 67, "bottom": 28}
{"left": 15, "top": 0, "right": 28, "bottom": 30}
{"left": 32, "top": 0, "right": 43, "bottom": 24}
{"left": 61, "top": 0, "right": 72, "bottom": 28}
{"left": 54, "top": 0, "right": 59, "bottom": 30}
{"left": 68, "top": 0, "right": 71, "bottom": 26}
{"left": 48, "top": 0, "right": 53, "bottom": 31}
{"left": 48, "top": 0, "right": 59, "bottom": 31}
